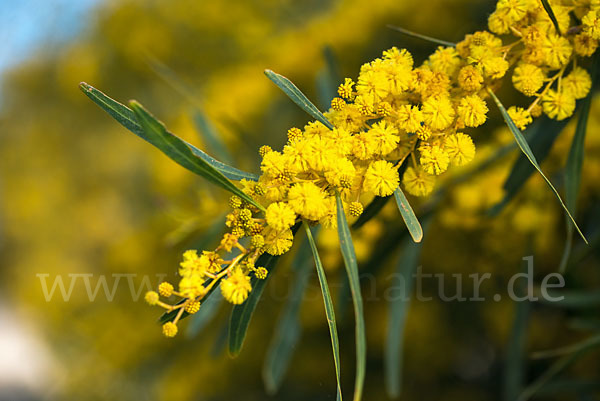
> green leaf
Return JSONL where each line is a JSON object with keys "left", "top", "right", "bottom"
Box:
{"left": 560, "top": 52, "right": 598, "bottom": 273}
{"left": 534, "top": 379, "right": 600, "bottom": 396}
{"left": 540, "top": 0, "right": 562, "bottom": 35}
{"left": 79, "top": 82, "right": 258, "bottom": 182}
{"left": 568, "top": 317, "right": 600, "bottom": 332}
{"left": 518, "top": 335, "right": 600, "bottom": 401}
{"left": 128, "top": 100, "right": 264, "bottom": 211}
{"left": 186, "top": 290, "right": 223, "bottom": 339}
{"left": 228, "top": 224, "right": 300, "bottom": 357}
{"left": 264, "top": 69, "right": 334, "bottom": 130}
{"left": 228, "top": 253, "right": 280, "bottom": 357}
{"left": 305, "top": 225, "right": 343, "bottom": 401}
{"left": 262, "top": 232, "right": 313, "bottom": 394}
{"left": 192, "top": 110, "right": 235, "bottom": 166}
{"left": 316, "top": 46, "right": 341, "bottom": 110}
{"left": 386, "top": 24, "right": 456, "bottom": 47}
{"left": 539, "top": 289, "right": 600, "bottom": 309}
{"left": 352, "top": 195, "right": 391, "bottom": 229}
{"left": 336, "top": 194, "right": 366, "bottom": 401}
{"left": 487, "top": 89, "right": 587, "bottom": 244}
{"left": 393, "top": 187, "right": 423, "bottom": 243}
{"left": 384, "top": 237, "right": 424, "bottom": 398}
{"left": 489, "top": 116, "right": 569, "bottom": 216}
{"left": 504, "top": 295, "right": 531, "bottom": 401}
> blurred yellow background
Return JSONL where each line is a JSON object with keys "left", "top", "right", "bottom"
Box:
{"left": 1, "top": 0, "right": 599, "bottom": 400}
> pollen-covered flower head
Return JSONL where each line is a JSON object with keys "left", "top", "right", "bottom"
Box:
{"left": 362, "top": 160, "right": 399, "bottom": 197}
{"left": 287, "top": 182, "right": 328, "bottom": 221}
{"left": 420, "top": 143, "right": 450, "bottom": 175}
{"left": 542, "top": 89, "right": 576, "bottom": 120}
{"left": 456, "top": 95, "right": 488, "bottom": 128}
{"left": 366, "top": 120, "right": 399, "bottom": 156}
{"left": 422, "top": 95, "right": 456, "bottom": 131}
{"left": 562, "top": 67, "right": 592, "bottom": 99}
{"left": 263, "top": 227, "right": 294, "bottom": 256}
{"left": 221, "top": 268, "right": 252, "bottom": 305}
{"left": 266, "top": 202, "right": 297, "bottom": 232}
{"left": 402, "top": 167, "right": 435, "bottom": 197}
{"left": 444, "top": 133, "right": 476, "bottom": 166}
{"left": 542, "top": 34, "right": 573, "bottom": 69}
{"left": 396, "top": 104, "right": 423, "bottom": 133}
{"left": 428, "top": 46, "right": 461, "bottom": 76}
{"left": 508, "top": 107, "right": 533, "bottom": 130}
{"left": 512, "top": 63, "right": 545, "bottom": 96}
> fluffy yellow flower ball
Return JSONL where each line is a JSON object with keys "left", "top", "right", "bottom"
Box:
{"left": 363, "top": 160, "right": 399, "bottom": 197}
{"left": 221, "top": 269, "right": 252, "bottom": 305}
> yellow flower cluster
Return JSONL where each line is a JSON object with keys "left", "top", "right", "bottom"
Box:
{"left": 147, "top": 0, "right": 598, "bottom": 336}
{"left": 488, "top": 0, "right": 597, "bottom": 125}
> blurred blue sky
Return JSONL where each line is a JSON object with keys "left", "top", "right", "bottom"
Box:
{"left": 0, "top": 0, "right": 102, "bottom": 75}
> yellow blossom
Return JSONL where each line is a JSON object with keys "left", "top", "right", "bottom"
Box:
{"left": 420, "top": 144, "right": 450, "bottom": 175}
{"left": 287, "top": 182, "right": 328, "bottom": 220}
{"left": 263, "top": 227, "right": 294, "bottom": 255}
{"left": 338, "top": 78, "right": 355, "bottom": 99}
{"left": 366, "top": 120, "right": 399, "bottom": 156}
{"left": 266, "top": 202, "right": 297, "bottom": 231}
{"left": 582, "top": 10, "right": 600, "bottom": 40}
{"left": 428, "top": 46, "right": 461, "bottom": 76}
{"left": 508, "top": 106, "right": 533, "bottom": 130}
{"left": 444, "top": 133, "right": 476, "bottom": 166}
{"left": 221, "top": 269, "right": 252, "bottom": 305}
{"left": 542, "top": 34, "right": 572, "bottom": 69}
{"left": 573, "top": 33, "right": 598, "bottom": 57}
{"left": 562, "top": 67, "right": 592, "bottom": 99}
{"left": 363, "top": 160, "right": 399, "bottom": 197}
{"left": 512, "top": 63, "right": 545, "bottom": 96}
{"left": 422, "top": 95, "right": 456, "bottom": 130}
{"left": 162, "top": 322, "right": 178, "bottom": 338}
{"left": 145, "top": 291, "right": 159, "bottom": 305}
{"left": 542, "top": 89, "right": 576, "bottom": 120}
{"left": 402, "top": 167, "right": 435, "bottom": 197}
{"left": 458, "top": 65, "right": 483, "bottom": 92}
{"left": 396, "top": 105, "right": 423, "bottom": 133}
{"left": 457, "top": 95, "right": 488, "bottom": 127}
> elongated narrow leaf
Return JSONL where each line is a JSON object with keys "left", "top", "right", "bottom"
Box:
{"left": 336, "top": 194, "right": 366, "bottom": 401}
{"left": 263, "top": 233, "right": 313, "bottom": 394}
{"left": 305, "top": 225, "right": 343, "bottom": 401}
{"left": 228, "top": 224, "right": 300, "bottom": 356}
{"left": 129, "top": 101, "right": 264, "bottom": 211}
{"left": 352, "top": 195, "right": 391, "bottom": 229}
{"left": 186, "top": 290, "right": 223, "bottom": 338}
{"left": 535, "top": 379, "right": 600, "bottom": 396}
{"left": 386, "top": 24, "right": 456, "bottom": 47}
{"left": 490, "top": 116, "right": 569, "bottom": 216}
{"left": 540, "top": 0, "right": 562, "bottom": 35}
{"left": 487, "top": 90, "right": 587, "bottom": 244}
{"left": 518, "top": 335, "right": 600, "bottom": 401}
{"left": 504, "top": 294, "right": 531, "bottom": 401}
{"left": 539, "top": 289, "right": 600, "bottom": 309}
{"left": 384, "top": 237, "right": 424, "bottom": 398}
{"left": 393, "top": 187, "right": 423, "bottom": 243}
{"left": 568, "top": 318, "right": 600, "bottom": 332}
{"left": 264, "top": 70, "right": 334, "bottom": 130}
{"left": 228, "top": 253, "right": 281, "bottom": 356}
{"left": 560, "top": 53, "right": 598, "bottom": 272}
{"left": 79, "top": 82, "right": 258, "bottom": 182}
{"left": 316, "top": 46, "right": 341, "bottom": 110}
{"left": 193, "top": 110, "right": 235, "bottom": 166}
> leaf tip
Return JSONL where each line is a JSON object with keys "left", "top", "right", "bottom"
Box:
{"left": 128, "top": 99, "right": 142, "bottom": 109}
